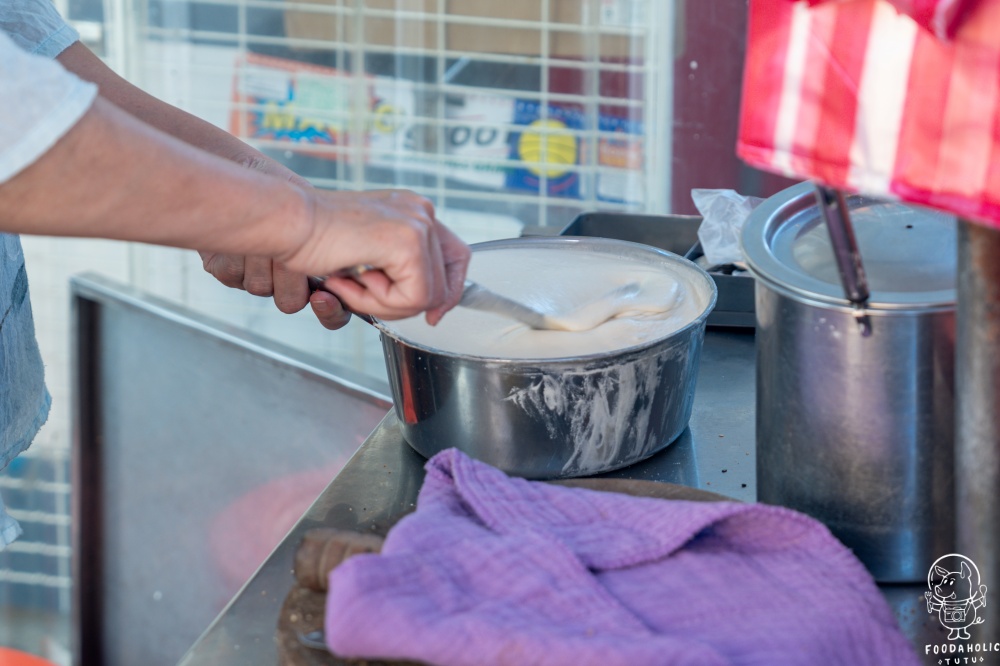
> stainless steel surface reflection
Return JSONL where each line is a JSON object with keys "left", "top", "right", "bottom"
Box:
{"left": 380, "top": 321, "right": 709, "bottom": 479}
{"left": 70, "top": 274, "right": 394, "bottom": 666}
{"left": 178, "top": 329, "right": 944, "bottom": 666}
{"left": 179, "top": 330, "right": 753, "bottom": 666}
{"left": 755, "top": 288, "right": 956, "bottom": 583}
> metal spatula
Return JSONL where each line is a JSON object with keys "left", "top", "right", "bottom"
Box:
{"left": 309, "top": 275, "right": 638, "bottom": 331}
{"left": 456, "top": 280, "right": 558, "bottom": 329}
{"left": 460, "top": 281, "right": 643, "bottom": 331}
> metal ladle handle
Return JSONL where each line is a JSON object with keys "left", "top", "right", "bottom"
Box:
{"left": 306, "top": 275, "right": 375, "bottom": 325}
{"left": 813, "top": 184, "right": 873, "bottom": 336}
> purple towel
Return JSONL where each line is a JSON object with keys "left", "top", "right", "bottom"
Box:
{"left": 325, "top": 449, "right": 918, "bottom": 666}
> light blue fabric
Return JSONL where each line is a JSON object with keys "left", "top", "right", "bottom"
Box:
{"left": 0, "top": 0, "right": 86, "bottom": 549}
{"left": 0, "top": 235, "right": 49, "bottom": 550}
{"left": 0, "top": 489, "right": 22, "bottom": 548}
{"left": 0, "top": 0, "right": 79, "bottom": 57}
{"left": 0, "top": 234, "right": 50, "bottom": 470}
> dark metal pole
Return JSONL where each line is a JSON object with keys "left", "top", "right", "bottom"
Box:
{"left": 956, "top": 219, "right": 1000, "bottom": 635}
{"left": 71, "top": 291, "right": 105, "bottom": 666}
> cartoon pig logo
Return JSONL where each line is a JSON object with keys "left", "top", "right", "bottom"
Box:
{"left": 925, "top": 554, "right": 988, "bottom": 640}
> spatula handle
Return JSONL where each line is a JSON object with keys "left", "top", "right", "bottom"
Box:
{"left": 306, "top": 275, "right": 376, "bottom": 326}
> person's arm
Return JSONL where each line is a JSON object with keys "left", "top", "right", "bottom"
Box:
{"left": 55, "top": 42, "right": 350, "bottom": 329}
{"left": 0, "top": 95, "right": 469, "bottom": 323}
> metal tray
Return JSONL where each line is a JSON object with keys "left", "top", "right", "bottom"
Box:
{"left": 559, "top": 212, "right": 756, "bottom": 329}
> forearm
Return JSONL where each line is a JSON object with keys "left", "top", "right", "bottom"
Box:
{"left": 56, "top": 42, "right": 299, "bottom": 182}
{"left": 0, "top": 96, "right": 312, "bottom": 261}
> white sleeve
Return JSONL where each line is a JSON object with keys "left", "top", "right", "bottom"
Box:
{"left": 0, "top": 0, "right": 80, "bottom": 57}
{"left": 0, "top": 30, "right": 97, "bottom": 183}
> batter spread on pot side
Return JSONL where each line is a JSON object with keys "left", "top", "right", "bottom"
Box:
{"left": 382, "top": 247, "right": 711, "bottom": 359}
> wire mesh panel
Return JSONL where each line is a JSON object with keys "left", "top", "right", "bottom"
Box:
{"left": 0, "top": 453, "right": 71, "bottom": 603}
{"left": 0, "top": 450, "right": 72, "bottom": 661}
{"left": 137, "top": 0, "right": 668, "bottom": 232}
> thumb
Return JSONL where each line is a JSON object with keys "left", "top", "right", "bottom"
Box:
{"left": 309, "top": 291, "right": 352, "bottom": 330}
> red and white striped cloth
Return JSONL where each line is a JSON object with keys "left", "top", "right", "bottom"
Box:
{"left": 738, "top": 0, "right": 1000, "bottom": 228}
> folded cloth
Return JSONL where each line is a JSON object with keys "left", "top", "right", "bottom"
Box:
{"left": 325, "top": 449, "right": 917, "bottom": 666}
{"left": 739, "top": 0, "right": 1000, "bottom": 229}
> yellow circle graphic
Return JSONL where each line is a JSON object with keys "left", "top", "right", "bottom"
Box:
{"left": 373, "top": 103, "right": 403, "bottom": 134}
{"left": 518, "top": 119, "right": 578, "bottom": 177}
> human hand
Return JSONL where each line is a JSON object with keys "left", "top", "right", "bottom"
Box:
{"left": 199, "top": 252, "right": 352, "bottom": 330}
{"left": 199, "top": 158, "right": 352, "bottom": 330}
{"left": 282, "top": 189, "right": 470, "bottom": 325}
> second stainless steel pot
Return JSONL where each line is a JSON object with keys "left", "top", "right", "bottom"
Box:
{"left": 371, "top": 237, "right": 718, "bottom": 479}
{"left": 743, "top": 182, "right": 956, "bottom": 583}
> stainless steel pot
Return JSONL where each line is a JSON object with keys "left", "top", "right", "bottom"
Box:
{"left": 742, "top": 182, "right": 956, "bottom": 583}
{"left": 371, "top": 237, "right": 718, "bottom": 479}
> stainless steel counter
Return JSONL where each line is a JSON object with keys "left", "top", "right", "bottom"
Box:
{"left": 69, "top": 274, "right": 395, "bottom": 666}
{"left": 178, "top": 329, "right": 948, "bottom": 665}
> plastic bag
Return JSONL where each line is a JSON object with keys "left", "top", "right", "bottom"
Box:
{"left": 692, "top": 189, "right": 763, "bottom": 268}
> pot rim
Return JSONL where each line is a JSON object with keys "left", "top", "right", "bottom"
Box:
{"left": 372, "top": 236, "right": 719, "bottom": 365}
{"left": 741, "top": 181, "right": 957, "bottom": 311}
{"left": 752, "top": 271, "right": 956, "bottom": 315}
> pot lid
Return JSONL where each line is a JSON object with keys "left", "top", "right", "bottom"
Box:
{"left": 741, "top": 182, "right": 956, "bottom": 310}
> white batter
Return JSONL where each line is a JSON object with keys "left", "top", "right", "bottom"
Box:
{"left": 381, "top": 247, "right": 712, "bottom": 359}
